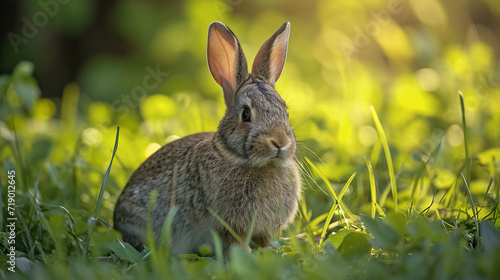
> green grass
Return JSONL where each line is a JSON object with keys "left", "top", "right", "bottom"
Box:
{"left": 84, "top": 126, "right": 119, "bottom": 255}
{"left": 1, "top": 63, "right": 500, "bottom": 279}
{"left": 370, "top": 106, "right": 398, "bottom": 213}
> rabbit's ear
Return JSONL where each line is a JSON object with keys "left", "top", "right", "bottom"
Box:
{"left": 207, "top": 21, "right": 249, "bottom": 106}
{"left": 251, "top": 22, "right": 290, "bottom": 87}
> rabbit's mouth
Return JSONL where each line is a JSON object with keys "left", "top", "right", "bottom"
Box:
{"left": 268, "top": 155, "right": 295, "bottom": 168}
{"left": 248, "top": 154, "right": 295, "bottom": 168}
{"left": 247, "top": 132, "right": 296, "bottom": 167}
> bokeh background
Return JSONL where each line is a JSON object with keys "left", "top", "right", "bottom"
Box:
{"left": 1, "top": 0, "right": 500, "bottom": 224}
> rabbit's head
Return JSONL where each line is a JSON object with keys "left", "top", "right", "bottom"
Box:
{"left": 208, "top": 22, "right": 296, "bottom": 168}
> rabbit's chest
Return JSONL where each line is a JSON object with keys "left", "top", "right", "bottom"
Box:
{"left": 207, "top": 168, "right": 298, "bottom": 229}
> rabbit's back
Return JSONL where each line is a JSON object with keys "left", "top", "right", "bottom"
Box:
{"left": 113, "top": 132, "right": 214, "bottom": 250}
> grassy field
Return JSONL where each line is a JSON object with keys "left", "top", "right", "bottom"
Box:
{"left": 2, "top": 0, "right": 500, "bottom": 279}
{"left": 1, "top": 62, "right": 500, "bottom": 279}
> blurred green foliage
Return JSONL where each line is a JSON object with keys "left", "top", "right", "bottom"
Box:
{"left": 1, "top": 0, "right": 500, "bottom": 279}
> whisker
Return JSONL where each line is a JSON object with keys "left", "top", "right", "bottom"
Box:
{"left": 296, "top": 144, "right": 339, "bottom": 183}
{"left": 295, "top": 158, "right": 328, "bottom": 196}
{"left": 291, "top": 118, "right": 307, "bottom": 132}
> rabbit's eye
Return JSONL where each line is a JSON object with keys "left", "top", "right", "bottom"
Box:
{"left": 242, "top": 107, "right": 251, "bottom": 122}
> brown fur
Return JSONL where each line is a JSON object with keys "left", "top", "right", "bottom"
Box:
{"left": 114, "top": 21, "right": 301, "bottom": 254}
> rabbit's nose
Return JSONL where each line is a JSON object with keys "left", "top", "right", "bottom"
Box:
{"left": 271, "top": 139, "right": 281, "bottom": 148}
{"left": 270, "top": 131, "right": 292, "bottom": 155}
{"left": 271, "top": 138, "right": 291, "bottom": 150}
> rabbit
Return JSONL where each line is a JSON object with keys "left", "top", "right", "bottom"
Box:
{"left": 113, "top": 21, "right": 301, "bottom": 254}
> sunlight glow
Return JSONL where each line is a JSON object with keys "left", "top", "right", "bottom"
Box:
{"left": 145, "top": 142, "right": 161, "bottom": 157}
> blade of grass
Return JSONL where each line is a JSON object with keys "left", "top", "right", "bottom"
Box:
{"left": 35, "top": 207, "right": 59, "bottom": 253}
{"left": 369, "top": 137, "right": 382, "bottom": 166}
{"left": 304, "top": 157, "right": 338, "bottom": 201}
{"left": 208, "top": 208, "right": 244, "bottom": 244}
{"left": 84, "top": 126, "right": 119, "bottom": 255}
{"left": 374, "top": 202, "right": 386, "bottom": 218}
{"left": 300, "top": 196, "right": 311, "bottom": 223}
{"left": 297, "top": 159, "right": 328, "bottom": 196}
{"left": 379, "top": 183, "right": 391, "bottom": 208}
{"left": 370, "top": 106, "right": 398, "bottom": 212}
{"left": 419, "top": 191, "right": 437, "bottom": 216}
{"left": 10, "top": 121, "right": 33, "bottom": 192}
{"left": 459, "top": 91, "right": 471, "bottom": 184}
{"left": 313, "top": 219, "right": 350, "bottom": 236}
{"left": 484, "top": 177, "right": 493, "bottom": 201}
{"left": 147, "top": 190, "right": 170, "bottom": 276}
{"left": 461, "top": 173, "right": 480, "bottom": 247}
{"left": 364, "top": 156, "right": 377, "bottom": 219}
{"left": 33, "top": 172, "right": 43, "bottom": 241}
{"left": 308, "top": 212, "right": 328, "bottom": 230}
{"left": 418, "top": 141, "right": 442, "bottom": 206}
{"left": 71, "top": 137, "right": 82, "bottom": 208}
{"left": 155, "top": 205, "right": 178, "bottom": 275}
{"left": 410, "top": 151, "right": 434, "bottom": 200}
{"left": 245, "top": 211, "right": 258, "bottom": 246}
{"left": 211, "top": 230, "right": 225, "bottom": 270}
{"left": 146, "top": 192, "right": 157, "bottom": 250}
{"left": 304, "top": 158, "right": 356, "bottom": 221}
{"left": 440, "top": 174, "right": 461, "bottom": 210}
{"left": 496, "top": 174, "right": 500, "bottom": 200}
{"left": 15, "top": 208, "right": 34, "bottom": 258}
{"left": 318, "top": 172, "right": 356, "bottom": 248}
{"left": 379, "top": 161, "right": 404, "bottom": 209}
